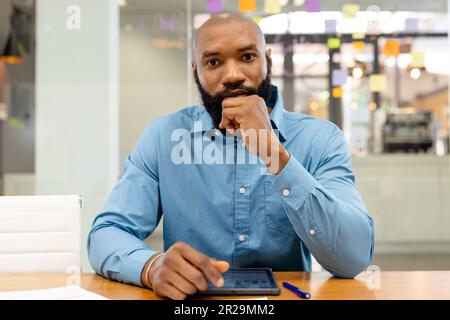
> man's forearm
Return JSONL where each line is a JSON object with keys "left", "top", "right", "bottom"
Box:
{"left": 270, "top": 155, "right": 374, "bottom": 278}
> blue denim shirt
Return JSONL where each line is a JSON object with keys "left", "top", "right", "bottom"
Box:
{"left": 88, "top": 86, "right": 374, "bottom": 286}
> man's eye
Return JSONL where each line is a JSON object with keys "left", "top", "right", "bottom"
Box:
{"left": 242, "top": 54, "right": 255, "bottom": 61}
{"left": 207, "top": 59, "right": 219, "bottom": 67}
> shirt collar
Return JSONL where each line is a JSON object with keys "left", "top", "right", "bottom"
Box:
{"left": 191, "top": 85, "right": 287, "bottom": 142}
{"left": 267, "top": 85, "right": 287, "bottom": 142}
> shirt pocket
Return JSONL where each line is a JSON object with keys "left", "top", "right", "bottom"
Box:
{"left": 263, "top": 181, "right": 297, "bottom": 237}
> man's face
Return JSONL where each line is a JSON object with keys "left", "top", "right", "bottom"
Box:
{"left": 192, "top": 18, "right": 272, "bottom": 129}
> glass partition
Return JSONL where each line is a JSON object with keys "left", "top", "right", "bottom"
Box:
{"left": 0, "top": 0, "right": 448, "bottom": 273}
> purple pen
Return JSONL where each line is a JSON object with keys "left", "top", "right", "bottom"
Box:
{"left": 282, "top": 281, "right": 311, "bottom": 299}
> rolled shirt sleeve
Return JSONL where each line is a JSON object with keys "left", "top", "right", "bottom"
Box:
{"left": 271, "top": 127, "right": 375, "bottom": 278}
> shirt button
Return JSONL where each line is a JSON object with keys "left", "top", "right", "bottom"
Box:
{"left": 238, "top": 234, "right": 246, "bottom": 242}
{"left": 309, "top": 228, "right": 316, "bottom": 236}
{"left": 282, "top": 188, "right": 290, "bottom": 197}
{"left": 239, "top": 187, "right": 246, "bottom": 194}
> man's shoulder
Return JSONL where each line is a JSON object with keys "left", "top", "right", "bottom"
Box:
{"left": 282, "top": 112, "right": 347, "bottom": 161}
{"left": 149, "top": 105, "right": 207, "bottom": 131}
{"left": 282, "top": 110, "right": 340, "bottom": 136}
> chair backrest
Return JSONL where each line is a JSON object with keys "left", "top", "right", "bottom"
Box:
{"left": 311, "top": 255, "right": 322, "bottom": 272}
{"left": 0, "top": 195, "right": 81, "bottom": 272}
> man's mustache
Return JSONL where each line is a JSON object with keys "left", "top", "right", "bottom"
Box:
{"left": 217, "top": 85, "right": 258, "bottom": 99}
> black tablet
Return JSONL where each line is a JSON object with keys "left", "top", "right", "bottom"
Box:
{"left": 199, "top": 268, "right": 280, "bottom": 296}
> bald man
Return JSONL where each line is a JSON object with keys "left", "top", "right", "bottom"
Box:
{"left": 88, "top": 14, "right": 374, "bottom": 300}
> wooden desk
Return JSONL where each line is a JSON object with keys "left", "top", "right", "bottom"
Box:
{"left": 1, "top": 271, "right": 450, "bottom": 300}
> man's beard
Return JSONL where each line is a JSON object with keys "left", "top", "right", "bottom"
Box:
{"left": 194, "top": 68, "right": 272, "bottom": 130}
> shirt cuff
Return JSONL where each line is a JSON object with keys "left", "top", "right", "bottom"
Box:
{"left": 271, "top": 155, "right": 318, "bottom": 211}
{"left": 121, "top": 249, "right": 158, "bottom": 287}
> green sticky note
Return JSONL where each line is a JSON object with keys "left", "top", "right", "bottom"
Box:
{"left": 328, "top": 37, "right": 341, "bottom": 49}
{"left": 9, "top": 117, "right": 24, "bottom": 128}
{"left": 251, "top": 16, "right": 262, "bottom": 23}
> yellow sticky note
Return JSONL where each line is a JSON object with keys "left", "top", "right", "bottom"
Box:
{"left": 411, "top": 52, "right": 425, "bottom": 68}
{"left": 239, "top": 0, "right": 256, "bottom": 12}
{"left": 383, "top": 40, "right": 400, "bottom": 57}
{"left": 328, "top": 37, "right": 341, "bottom": 49}
{"left": 342, "top": 4, "right": 360, "bottom": 19}
{"left": 352, "top": 41, "right": 365, "bottom": 51}
{"left": 352, "top": 32, "right": 365, "bottom": 40}
{"left": 332, "top": 87, "right": 343, "bottom": 98}
{"left": 264, "top": 0, "right": 281, "bottom": 14}
{"left": 370, "top": 74, "right": 387, "bottom": 93}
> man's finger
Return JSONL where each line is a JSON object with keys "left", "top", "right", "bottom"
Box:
{"left": 219, "top": 109, "right": 239, "bottom": 131}
{"left": 222, "top": 98, "right": 242, "bottom": 108}
{"left": 209, "top": 258, "right": 230, "bottom": 273}
{"left": 218, "top": 116, "right": 235, "bottom": 130}
{"left": 221, "top": 108, "right": 242, "bottom": 128}
{"left": 221, "top": 108, "right": 238, "bottom": 122}
{"left": 222, "top": 95, "right": 254, "bottom": 108}
{"left": 165, "top": 270, "right": 198, "bottom": 296}
{"left": 181, "top": 247, "right": 224, "bottom": 288}
{"left": 161, "top": 283, "right": 188, "bottom": 300}
{"left": 173, "top": 255, "right": 210, "bottom": 291}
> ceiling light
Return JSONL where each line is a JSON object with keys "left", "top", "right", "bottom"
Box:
{"left": 409, "top": 67, "right": 421, "bottom": 80}
{"left": 352, "top": 66, "right": 364, "bottom": 78}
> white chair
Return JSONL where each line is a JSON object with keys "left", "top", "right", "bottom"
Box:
{"left": 0, "top": 195, "right": 81, "bottom": 272}
{"left": 311, "top": 255, "right": 322, "bottom": 272}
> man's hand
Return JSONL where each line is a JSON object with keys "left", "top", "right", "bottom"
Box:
{"left": 219, "top": 95, "right": 290, "bottom": 174}
{"left": 145, "top": 242, "right": 229, "bottom": 300}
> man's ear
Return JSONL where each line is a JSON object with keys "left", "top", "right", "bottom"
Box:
{"left": 191, "top": 61, "right": 197, "bottom": 71}
{"left": 265, "top": 48, "right": 272, "bottom": 69}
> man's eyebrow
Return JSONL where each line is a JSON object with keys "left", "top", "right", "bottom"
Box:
{"left": 201, "top": 44, "right": 258, "bottom": 58}
{"left": 237, "top": 44, "right": 258, "bottom": 52}
{"left": 201, "top": 51, "right": 220, "bottom": 59}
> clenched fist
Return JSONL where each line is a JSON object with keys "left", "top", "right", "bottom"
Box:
{"left": 219, "top": 95, "right": 290, "bottom": 175}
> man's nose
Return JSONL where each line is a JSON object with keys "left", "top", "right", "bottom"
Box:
{"left": 221, "top": 60, "right": 246, "bottom": 87}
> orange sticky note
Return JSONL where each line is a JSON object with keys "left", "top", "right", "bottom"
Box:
{"left": 352, "top": 41, "right": 365, "bottom": 51}
{"left": 369, "top": 74, "right": 387, "bottom": 92}
{"left": 332, "top": 87, "right": 343, "bottom": 98}
{"left": 240, "top": 0, "right": 256, "bottom": 12}
{"left": 383, "top": 40, "right": 400, "bottom": 57}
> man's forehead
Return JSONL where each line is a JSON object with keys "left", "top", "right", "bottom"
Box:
{"left": 198, "top": 28, "right": 260, "bottom": 48}
{"left": 195, "top": 19, "right": 265, "bottom": 56}
{"left": 198, "top": 13, "right": 260, "bottom": 32}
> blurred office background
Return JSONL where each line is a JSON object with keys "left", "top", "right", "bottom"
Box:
{"left": 0, "top": 0, "right": 449, "bottom": 272}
